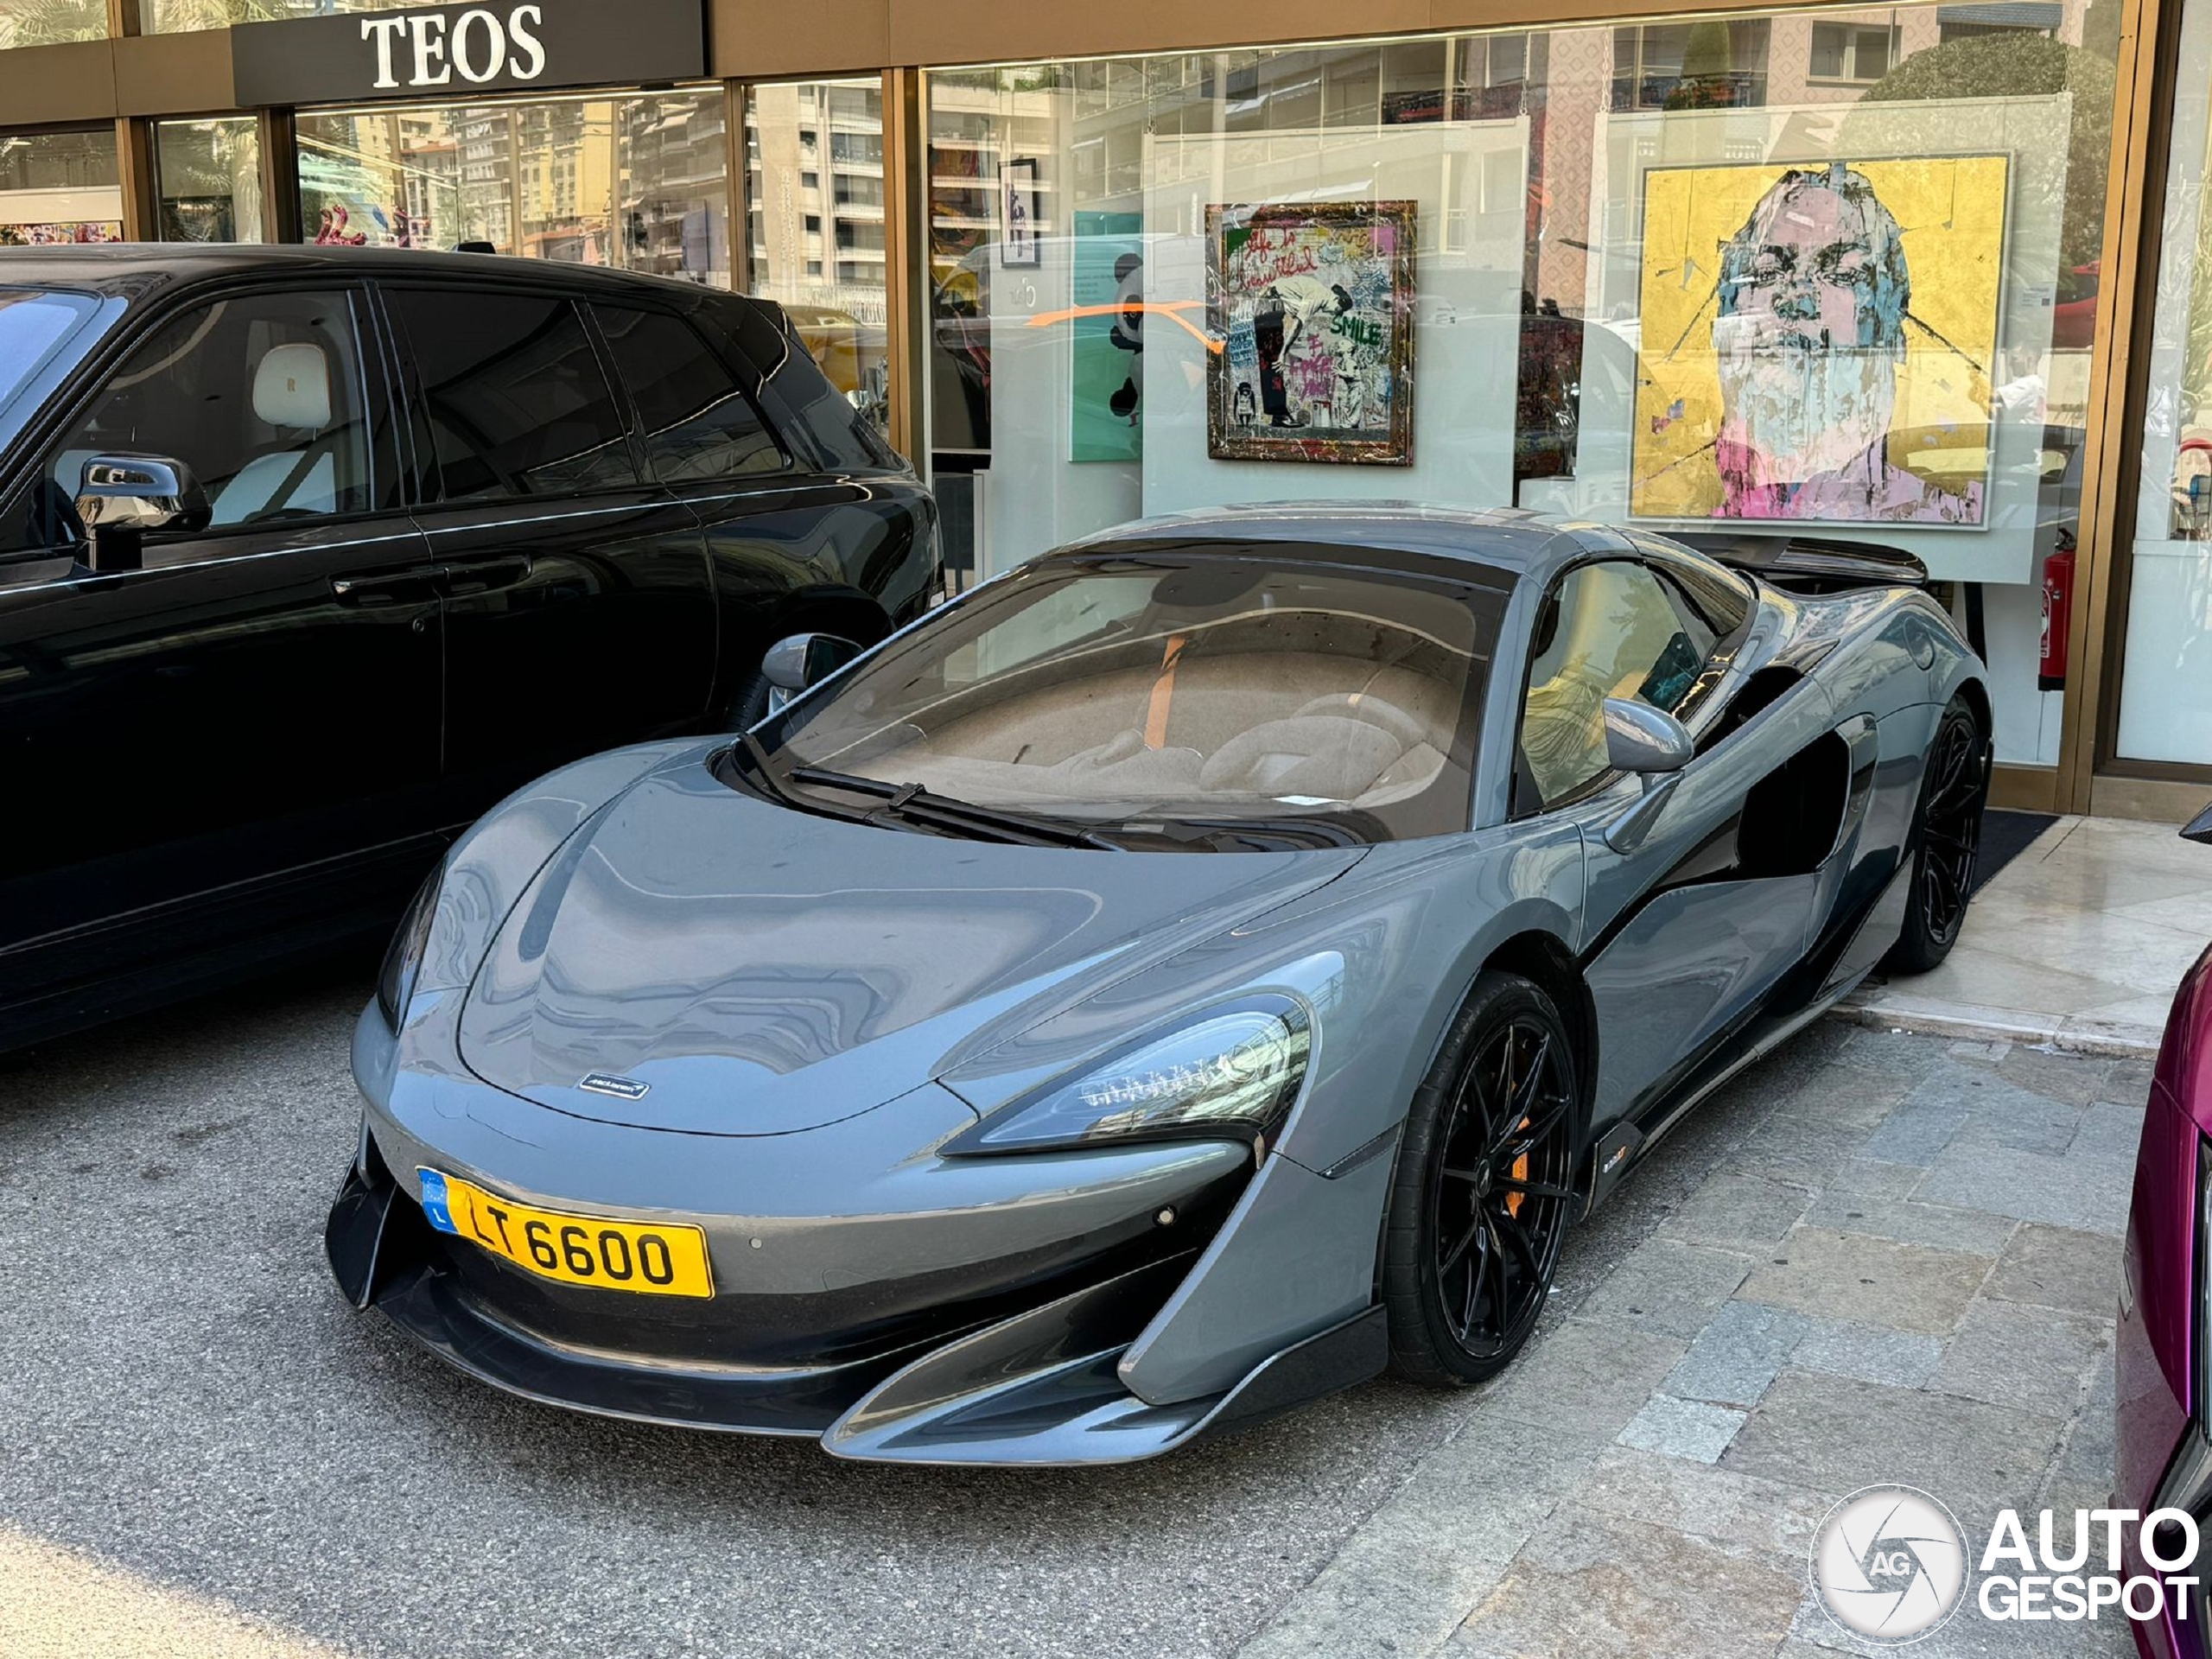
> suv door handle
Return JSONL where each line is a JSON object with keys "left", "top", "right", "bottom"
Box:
{"left": 330, "top": 566, "right": 442, "bottom": 606}
{"left": 434, "top": 554, "right": 534, "bottom": 597}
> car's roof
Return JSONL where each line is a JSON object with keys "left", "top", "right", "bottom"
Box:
{"left": 1062, "top": 502, "right": 1627, "bottom": 582}
{"left": 0, "top": 243, "right": 747, "bottom": 307}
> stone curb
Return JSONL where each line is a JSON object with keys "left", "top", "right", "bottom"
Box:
{"left": 1828, "top": 996, "right": 2160, "bottom": 1059}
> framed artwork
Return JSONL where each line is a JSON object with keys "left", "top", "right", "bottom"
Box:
{"left": 1000, "top": 157, "right": 1039, "bottom": 269}
{"left": 1206, "top": 200, "right": 1416, "bottom": 465}
{"left": 0, "top": 221, "right": 120, "bottom": 245}
{"left": 1631, "top": 156, "right": 2009, "bottom": 527}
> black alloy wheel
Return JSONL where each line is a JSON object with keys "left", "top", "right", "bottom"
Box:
{"left": 1886, "top": 696, "right": 1988, "bottom": 974}
{"left": 1383, "top": 972, "right": 1579, "bottom": 1386}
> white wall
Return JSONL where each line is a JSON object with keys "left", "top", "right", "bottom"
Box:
{"left": 978, "top": 237, "right": 1145, "bottom": 578}
{"left": 1139, "top": 121, "right": 1532, "bottom": 519}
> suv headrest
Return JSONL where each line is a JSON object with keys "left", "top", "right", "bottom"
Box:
{"left": 253, "top": 342, "right": 330, "bottom": 429}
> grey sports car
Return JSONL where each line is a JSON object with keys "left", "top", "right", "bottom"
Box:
{"left": 327, "top": 505, "right": 1990, "bottom": 1465}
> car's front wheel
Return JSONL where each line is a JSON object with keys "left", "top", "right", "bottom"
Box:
{"left": 1885, "top": 695, "right": 1989, "bottom": 975}
{"left": 1382, "top": 971, "right": 1579, "bottom": 1387}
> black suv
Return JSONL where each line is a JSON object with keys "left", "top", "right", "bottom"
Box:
{"left": 0, "top": 246, "right": 938, "bottom": 1051}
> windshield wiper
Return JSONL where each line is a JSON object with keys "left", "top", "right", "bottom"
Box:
{"left": 788, "top": 766, "right": 1122, "bottom": 850}
{"left": 721, "top": 736, "right": 877, "bottom": 825}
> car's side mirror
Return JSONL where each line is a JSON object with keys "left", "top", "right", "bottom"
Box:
{"left": 1603, "top": 696, "right": 1694, "bottom": 776}
{"left": 761, "top": 632, "right": 863, "bottom": 714}
{"left": 75, "top": 454, "right": 209, "bottom": 572}
{"left": 2183, "top": 799, "right": 2212, "bottom": 847}
{"left": 1600, "top": 697, "right": 1693, "bottom": 855}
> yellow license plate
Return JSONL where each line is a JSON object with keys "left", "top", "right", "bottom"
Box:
{"left": 417, "top": 1167, "right": 714, "bottom": 1299}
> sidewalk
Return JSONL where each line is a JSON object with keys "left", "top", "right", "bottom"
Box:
{"left": 1842, "top": 813, "right": 2209, "bottom": 1056}
{"left": 1241, "top": 1029, "right": 2144, "bottom": 1659}
{"left": 1234, "top": 814, "right": 2189, "bottom": 1659}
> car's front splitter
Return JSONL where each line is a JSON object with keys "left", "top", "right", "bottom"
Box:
{"left": 327, "top": 1140, "right": 1387, "bottom": 1461}
{"left": 817, "top": 1254, "right": 1387, "bottom": 1466}
{"left": 329, "top": 1157, "right": 916, "bottom": 1433}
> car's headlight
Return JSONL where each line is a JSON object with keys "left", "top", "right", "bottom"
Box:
{"left": 945, "top": 998, "right": 1312, "bottom": 1155}
{"left": 376, "top": 868, "right": 441, "bottom": 1029}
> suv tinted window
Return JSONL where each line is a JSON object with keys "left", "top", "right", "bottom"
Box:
{"left": 0, "top": 288, "right": 99, "bottom": 413}
{"left": 388, "top": 288, "right": 635, "bottom": 499}
{"left": 15, "top": 289, "right": 378, "bottom": 555}
{"left": 594, "top": 304, "right": 784, "bottom": 481}
{"left": 726, "top": 296, "right": 905, "bottom": 472}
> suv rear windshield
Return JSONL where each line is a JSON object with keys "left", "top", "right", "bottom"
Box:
{"left": 745, "top": 541, "right": 1510, "bottom": 850}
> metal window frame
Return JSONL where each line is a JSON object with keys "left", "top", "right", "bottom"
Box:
{"left": 2079, "top": 0, "right": 2212, "bottom": 816}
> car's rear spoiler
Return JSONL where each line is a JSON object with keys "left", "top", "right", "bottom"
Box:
{"left": 1670, "top": 532, "right": 1929, "bottom": 593}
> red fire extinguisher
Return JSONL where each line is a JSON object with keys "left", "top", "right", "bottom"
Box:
{"left": 2039, "top": 540, "right": 2075, "bottom": 692}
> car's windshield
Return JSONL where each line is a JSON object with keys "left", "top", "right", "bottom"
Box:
{"left": 0, "top": 287, "right": 100, "bottom": 412}
{"left": 753, "top": 539, "right": 1510, "bottom": 849}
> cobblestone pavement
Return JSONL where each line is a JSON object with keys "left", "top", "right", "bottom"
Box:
{"left": 1240, "top": 1024, "right": 2148, "bottom": 1659}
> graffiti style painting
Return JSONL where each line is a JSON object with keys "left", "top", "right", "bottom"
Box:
{"left": 1207, "top": 201, "right": 1416, "bottom": 465}
{"left": 0, "top": 222, "right": 120, "bottom": 245}
{"left": 1631, "top": 156, "right": 2008, "bottom": 526}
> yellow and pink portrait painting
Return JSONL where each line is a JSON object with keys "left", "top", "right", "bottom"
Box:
{"left": 1631, "top": 155, "right": 2009, "bottom": 527}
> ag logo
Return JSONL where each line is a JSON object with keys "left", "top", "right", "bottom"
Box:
{"left": 1810, "top": 1485, "right": 1971, "bottom": 1643}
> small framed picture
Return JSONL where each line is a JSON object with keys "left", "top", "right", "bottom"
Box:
{"left": 1207, "top": 200, "right": 1417, "bottom": 465}
{"left": 1001, "top": 157, "right": 1039, "bottom": 268}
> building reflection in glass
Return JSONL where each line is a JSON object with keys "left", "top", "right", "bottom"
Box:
{"left": 296, "top": 88, "right": 729, "bottom": 285}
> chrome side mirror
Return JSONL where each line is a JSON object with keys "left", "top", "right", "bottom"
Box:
{"left": 1602, "top": 696, "right": 1694, "bottom": 776}
{"left": 76, "top": 454, "right": 209, "bottom": 571}
{"left": 1601, "top": 697, "right": 1693, "bottom": 854}
{"left": 761, "top": 631, "right": 864, "bottom": 714}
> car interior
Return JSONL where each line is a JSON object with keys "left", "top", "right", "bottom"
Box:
{"left": 46, "top": 296, "right": 369, "bottom": 541}
{"left": 1519, "top": 560, "right": 1715, "bottom": 808}
{"left": 782, "top": 563, "right": 1495, "bottom": 830}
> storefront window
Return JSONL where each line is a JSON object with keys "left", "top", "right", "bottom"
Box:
{"left": 0, "top": 127, "right": 120, "bottom": 245}
{"left": 745, "top": 79, "right": 891, "bottom": 435}
{"left": 2118, "top": 0, "right": 2212, "bottom": 765}
{"left": 0, "top": 0, "right": 105, "bottom": 47}
{"left": 925, "top": 0, "right": 2122, "bottom": 769}
{"left": 294, "top": 87, "right": 730, "bottom": 285}
{"left": 155, "top": 118, "right": 265, "bottom": 244}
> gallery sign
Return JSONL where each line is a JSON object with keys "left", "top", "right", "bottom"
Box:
{"left": 230, "top": 0, "right": 706, "bottom": 108}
